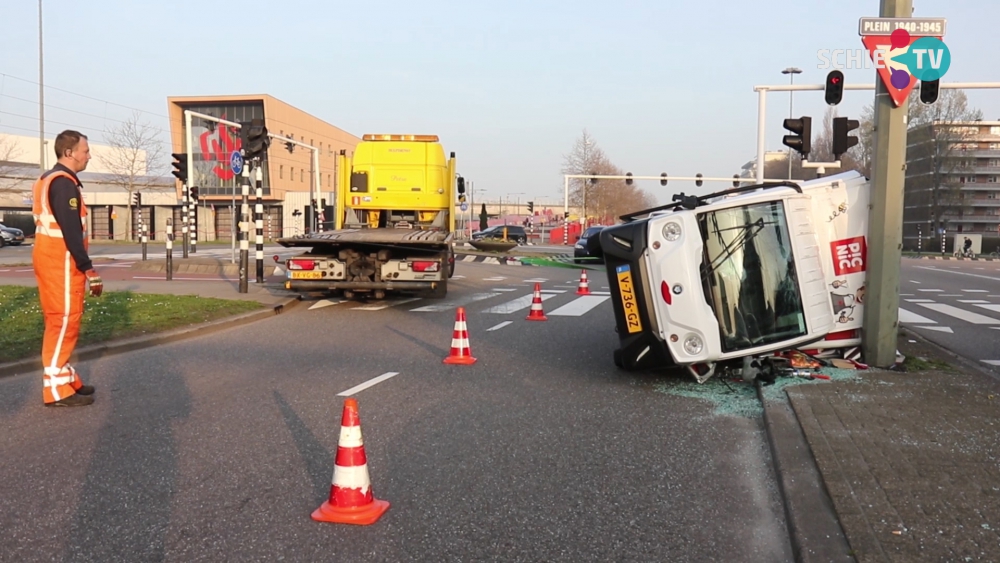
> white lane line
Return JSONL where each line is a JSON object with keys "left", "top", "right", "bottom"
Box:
{"left": 309, "top": 299, "right": 346, "bottom": 310}
{"left": 16, "top": 269, "right": 32, "bottom": 272}
{"left": 917, "top": 266, "right": 1000, "bottom": 283}
{"left": 483, "top": 277, "right": 506, "bottom": 281}
{"left": 493, "top": 288, "right": 517, "bottom": 292}
{"left": 452, "top": 275, "right": 466, "bottom": 280}
{"left": 133, "top": 276, "right": 229, "bottom": 281}
{"left": 410, "top": 292, "right": 500, "bottom": 312}
{"left": 959, "top": 299, "right": 990, "bottom": 304}
{"left": 486, "top": 321, "right": 513, "bottom": 332}
{"left": 962, "top": 289, "right": 989, "bottom": 293}
{"left": 915, "top": 326, "right": 954, "bottom": 333}
{"left": 939, "top": 294, "right": 963, "bottom": 297}
{"left": 974, "top": 304, "right": 1000, "bottom": 314}
{"left": 540, "top": 290, "right": 567, "bottom": 294}
{"left": 523, "top": 278, "right": 549, "bottom": 283}
{"left": 917, "top": 303, "right": 1000, "bottom": 324}
{"left": 337, "top": 372, "right": 399, "bottom": 396}
{"left": 591, "top": 291, "right": 612, "bottom": 295}
{"left": 910, "top": 280, "right": 922, "bottom": 284}
{"left": 899, "top": 294, "right": 915, "bottom": 296}
{"left": 353, "top": 298, "right": 421, "bottom": 311}
{"left": 982, "top": 360, "right": 1000, "bottom": 366}
{"left": 0, "top": 269, "right": 10, "bottom": 272}
{"left": 548, "top": 295, "right": 611, "bottom": 316}
{"left": 904, "top": 299, "right": 935, "bottom": 303}
{"left": 483, "top": 293, "right": 556, "bottom": 314}
{"left": 918, "top": 289, "right": 944, "bottom": 292}
{"left": 898, "top": 308, "right": 938, "bottom": 324}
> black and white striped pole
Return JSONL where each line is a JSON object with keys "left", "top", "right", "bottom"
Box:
{"left": 255, "top": 167, "right": 264, "bottom": 284}
{"left": 189, "top": 186, "right": 198, "bottom": 254}
{"left": 239, "top": 156, "right": 251, "bottom": 294}
{"left": 181, "top": 183, "right": 189, "bottom": 259}
{"left": 166, "top": 218, "right": 173, "bottom": 281}
{"left": 141, "top": 222, "right": 148, "bottom": 261}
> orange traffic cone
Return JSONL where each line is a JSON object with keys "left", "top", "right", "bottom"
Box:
{"left": 576, "top": 270, "right": 591, "bottom": 295}
{"left": 526, "top": 283, "right": 548, "bottom": 321}
{"left": 444, "top": 307, "right": 477, "bottom": 365}
{"left": 312, "top": 398, "right": 390, "bottom": 525}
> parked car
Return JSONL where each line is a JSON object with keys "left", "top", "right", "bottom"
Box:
{"left": 574, "top": 226, "right": 605, "bottom": 263}
{"left": 0, "top": 223, "right": 25, "bottom": 247}
{"left": 472, "top": 225, "right": 527, "bottom": 244}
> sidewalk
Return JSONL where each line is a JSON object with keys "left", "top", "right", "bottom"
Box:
{"left": 772, "top": 331, "right": 1000, "bottom": 562}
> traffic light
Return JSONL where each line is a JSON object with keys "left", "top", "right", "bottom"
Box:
{"left": 695, "top": 173, "right": 703, "bottom": 187}
{"left": 832, "top": 117, "right": 860, "bottom": 159}
{"left": 733, "top": 174, "right": 740, "bottom": 188}
{"left": 241, "top": 118, "right": 269, "bottom": 160}
{"left": 660, "top": 173, "right": 668, "bottom": 186}
{"left": 527, "top": 201, "right": 534, "bottom": 213}
{"left": 824, "top": 70, "right": 845, "bottom": 105}
{"left": 171, "top": 152, "right": 188, "bottom": 183}
{"left": 920, "top": 78, "right": 940, "bottom": 104}
{"left": 782, "top": 116, "right": 812, "bottom": 157}
{"left": 132, "top": 191, "right": 140, "bottom": 206}
{"left": 284, "top": 136, "right": 295, "bottom": 153}
{"left": 189, "top": 186, "right": 199, "bottom": 202}
{"left": 564, "top": 211, "right": 570, "bottom": 219}
{"left": 625, "top": 172, "right": 633, "bottom": 186}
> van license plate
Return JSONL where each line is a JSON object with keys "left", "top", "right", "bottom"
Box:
{"left": 615, "top": 265, "right": 643, "bottom": 333}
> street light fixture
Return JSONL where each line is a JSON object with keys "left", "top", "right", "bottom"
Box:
{"left": 782, "top": 67, "right": 802, "bottom": 180}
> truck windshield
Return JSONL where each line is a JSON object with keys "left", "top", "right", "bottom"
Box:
{"left": 697, "top": 201, "right": 807, "bottom": 353}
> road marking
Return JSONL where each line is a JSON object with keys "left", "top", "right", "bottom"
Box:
{"left": 486, "top": 321, "right": 513, "bottom": 332}
{"left": 548, "top": 295, "right": 610, "bottom": 316}
{"left": 483, "top": 293, "right": 556, "bottom": 314}
{"left": 974, "top": 304, "right": 1000, "bottom": 314}
{"left": 916, "top": 303, "right": 1000, "bottom": 324}
{"left": 353, "top": 298, "right": 421, "bottom": 311}
{"left": 309, "top": 299, "right": 345, "bottom": 310}
{"left": 483, "top": 277, "right": 506, "bottom": 281}
{"left": 410, "top": 292, "right": 500, "bottom": 312}
{"left": 523, "top": 278, "right": 549, "bottom": 283}
{"left": 904, "top": 299, "right": 935, "bottom": 303}
{"left": 452, "top": 275, "right": 466, "bottom": 279}
{"left": 915, "top": 326, "right": 954, "bottom": 333}
{"left": 493, "top": 288, "right": 517, "bottom": 292}
{"left": 918, "top": 289, "right": 943, "bottom": 292}
{"left": 337, "top": 372, "right": 399, "bottom": 396}
{"left": 591, "top": 291, "right": 612, "bottom": 295}
{"left": 540, "top": 289, "right": 567, "bottom": 294}
{"left": 939, "top": 294, "right": 963, "bottom": 297}
{"left": 981, "top": 360, "right": 1000, "bottom": 366}
{"left": 898, "top": 308, "right": 938, "bottom": 324}
{"left": 16, "top": 269, "right": 32, "bottom": 272}
{"left": 899, "top": 293, "right": 915, "bottom": 296}
{"left": 0, "top": 269, "right": 9, "bottom": 272}
{"left": 917, "top": 266, "right": 1000, "bottom": 283}
{"left": 959, "top": 299, "right": 990, "bottom": 304}
{"left": 977, "top": 267, "right": 986, "bottom": 270}
{"left": 133, "top": 276, "right": 229, "bottom": 281}
{"left": 462, "top": 255, "right": 477, "bottom": 262}
{"left": 910, "top": 280, "right": 921, "bottom": 284}
{"left": 962, "top": 289, "right": 989, "bottom": 293}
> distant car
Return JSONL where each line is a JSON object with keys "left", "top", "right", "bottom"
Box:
{"left": 0, "top": 223, "right": 25, "bottom": 247}
{"left": 574, "top": 226, "right": 605, "bottom": 263}
{"left": 472, "top": 225, "right": 527, "bottom": 244}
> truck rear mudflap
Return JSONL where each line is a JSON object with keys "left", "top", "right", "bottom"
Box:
{"left": 598, "top": 220, "right": 676, "bottom": 371}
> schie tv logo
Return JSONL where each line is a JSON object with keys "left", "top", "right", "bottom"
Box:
{"left": 818, "top": 28, "right": 951, "bottom": 83}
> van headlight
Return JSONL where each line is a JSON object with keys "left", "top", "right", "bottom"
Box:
{"left": 662, "top": 222, "right": 682, "bottom": 241}
{"left": 683, "top": 334, "right": 704, "bottom": 355}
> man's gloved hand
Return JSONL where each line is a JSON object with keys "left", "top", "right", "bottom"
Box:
{"left": 85, "top": 269, "right": 103, "bottom": 297}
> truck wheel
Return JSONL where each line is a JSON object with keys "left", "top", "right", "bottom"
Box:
{"left": 448, "top": 248, "right": 456, "bottom": 278}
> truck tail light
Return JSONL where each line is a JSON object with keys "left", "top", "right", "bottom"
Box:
{"left": 287, "top": 259, "right": 316, "bottom": 271}
{"left": 411, "top": 261, "right": 440, "bottom": 272}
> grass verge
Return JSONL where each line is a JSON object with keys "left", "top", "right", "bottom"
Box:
{"left": 0, "top": 286, "right": 264, "bottom": 363}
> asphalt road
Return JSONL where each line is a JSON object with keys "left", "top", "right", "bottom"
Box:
{"left": 0, "top": 261, "right": 792, "bottom": 562}
{"left": 899, "top": 257, "right": 1000, "bottom": 375}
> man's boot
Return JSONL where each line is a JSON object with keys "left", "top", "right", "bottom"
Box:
{"left": 45, "top": 394, "right": 94, "bottom": 407}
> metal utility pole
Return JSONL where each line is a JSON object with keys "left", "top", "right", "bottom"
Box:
{"left": 38, "top": 0, "right": 45, "bottom": 173}
{"left": 782, "top": 67, "right": 802, "bottom": 179}
{"left": 862, "top": 0, "right": 912, "bottom": 367}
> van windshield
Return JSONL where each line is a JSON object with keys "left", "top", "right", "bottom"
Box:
{"left": 697, "top": 201, "right": 807, "bottom": 353}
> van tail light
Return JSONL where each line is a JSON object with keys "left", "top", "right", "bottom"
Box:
{"left": 411, "top": 261, "right": 440, "bottom": 272}
{"left": 660, "top": 280, "right": 672, "bottom": 305}
{"left": 287, "top": 259, "right": 316, "bottom": 271}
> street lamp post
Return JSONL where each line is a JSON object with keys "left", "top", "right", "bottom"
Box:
{"left": 782, "top": 67, "right": 802, "bottom": 180}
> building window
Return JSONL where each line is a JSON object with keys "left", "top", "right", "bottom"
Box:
{"left": 280, "top": 165, "right": 284, "bottom": 180}
{"left": 291, "top": 167, "right": 295, "bottom": 182}
{"left": 991, "top": 126, "right": 1000, "bottom": 135}
{"left": 990, "top": 176, "right": 999, "bottom": 183}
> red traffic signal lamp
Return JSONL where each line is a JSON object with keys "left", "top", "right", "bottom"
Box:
{"left": 825, "top": 70, "right": 845, "bottom": 105}
{"left": 783, "top": 116, "right": 812, "bottom": 157}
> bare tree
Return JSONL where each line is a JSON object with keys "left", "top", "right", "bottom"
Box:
{"left": 560, "top": 130, "right": 658, "bottom": 223}
{"left": 98, "top": 111, "right": 167, "bottom": 239}
{"left": 0, "top": 134, "right": 29, "bottom": 195}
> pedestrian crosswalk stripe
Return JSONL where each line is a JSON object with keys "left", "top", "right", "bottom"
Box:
{"left": 916, "top": 326, "right": 954, "bottom": 333}
{"left": 410, "top": 292, "right": 500, "bottom": 312}
{"left": 898, "top": 308, "right": 937, "bottom": 324}
{"left": 353, "top": 298, "right": 421, "bottom": 311}
{"left": 483, "top": 293, "right": 556, "bottom": 314}
{"left": 486, "top": 321, "right": 513, "bottom": 332}
{"left": 974, "top": 304, "right": 1000, "bottom": 314}
{"left": 916, "top": 303, "right": 1000, "bottom": 324}
{"left": 309, "top": 299, "right": 345, "bottom": 310}
{"left": 962, "top": 289, "right": 989, "bottom": 292}
{"left": 904, "top": 299, "right": 935, "bottom": 303}
{"left": 918, "top": 289, "right": 943, "bottom": 292}
{"left": 959, "top": 299, "right": 990, "bottom": 304}
{"left": 548, "top": 295, "right": 610, "bottom": 316}
{"left": 981, "top": 360, "right": 1000, "bottom": 366}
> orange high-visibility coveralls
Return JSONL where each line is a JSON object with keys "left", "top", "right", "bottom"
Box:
{"left": 32, "top": 169, "right": 90, "bottom": 404}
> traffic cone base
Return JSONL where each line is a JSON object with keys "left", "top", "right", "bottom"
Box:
{"left": 312, "top": 497, "right": 390, "bottom": 525}
{"left": 526, "top": 283, "right": 548, "bottom": 321}
{"left": 444, "top": 307, "right": 477, "bottom": 364}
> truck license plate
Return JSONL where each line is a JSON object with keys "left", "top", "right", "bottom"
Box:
{"left": 615, "top": 265, "right": 643, "bottom": 333}
{"left": 290, "top": 271, "right": 322, "bottom": 279}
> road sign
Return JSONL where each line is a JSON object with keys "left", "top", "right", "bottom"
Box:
{"left": 460, "top": 202, "right": 468, "bottom": 212}
{"left": 230, "top": 150, "right": 244, "bottom": 175}
{"left": 858, "top": 17, "right": 946, "bottom": 37}
{"left": 862, "top": 32, "right": 943, "bottom": 107}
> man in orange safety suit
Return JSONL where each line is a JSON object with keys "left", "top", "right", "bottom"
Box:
{"left": 32, "top": 130, "right": 103, "bottom": 407}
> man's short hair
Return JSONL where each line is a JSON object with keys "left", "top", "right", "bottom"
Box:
{"left": 54, "top": 130, "right": 88, "bottom": 159}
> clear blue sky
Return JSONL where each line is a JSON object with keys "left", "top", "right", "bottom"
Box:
{"left": 1, "top": 0, "right": 997, "bottom": 205}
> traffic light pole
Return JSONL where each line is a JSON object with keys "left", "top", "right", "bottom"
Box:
{"left": 239, "top": 161, "right": 251, "bottom": 294}
{"left": 182, "top": 183, "right": 189, "bottom": 259}
{"left": 189, "top": 189, "right": 197, "bottom": 254}
{"left": 255, "top": 167, "right": 264, "bottom": 284}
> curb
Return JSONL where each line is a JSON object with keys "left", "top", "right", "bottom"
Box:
{"left": 757, "top": 382, "right": 855, "bottom": 563}
{"left": 916, "top": 255, "right": 999, "bottom": 261}
{"left": 899, "top": 326, "right": 1000, "bottom": 384}
{"left": 0, "top": 297, "right": 301, "bottom": 379}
